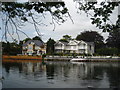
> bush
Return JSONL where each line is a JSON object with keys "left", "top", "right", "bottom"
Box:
{"left": 96, "top": 48, "right": 119, "bottom": 56}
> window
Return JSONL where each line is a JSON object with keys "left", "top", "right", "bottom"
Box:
{"left": 28, "top": 45, "right": 33, "bottom": 50}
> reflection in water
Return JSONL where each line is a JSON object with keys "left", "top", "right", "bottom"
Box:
{"left": 2, "top": 60, "right": 120, "bottom": 88}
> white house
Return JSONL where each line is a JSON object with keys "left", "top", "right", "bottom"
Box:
{"left": 54, "top": 40, "right": 94, "bottom": 54}
{"left": 22, "top": 40, "right": 46, "bottom": 55}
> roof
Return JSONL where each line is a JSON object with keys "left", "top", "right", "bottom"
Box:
{"left": 22, "top": 40, "right": 44, "bottom": 47}
{"left": 54, "top": 40, "right": 94, "bottom": 46}
{"left": 54, "top": 41, "right": 68, "bottom": 45}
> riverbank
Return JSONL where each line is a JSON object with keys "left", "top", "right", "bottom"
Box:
{"left": 44, "top": 55, "right": 120, "bottom": 62}
{"left": 2, "top": 55, "right": 120, "bottom": 62}
{"left": 2, "top": 55, "right": 42, "bottom": 60}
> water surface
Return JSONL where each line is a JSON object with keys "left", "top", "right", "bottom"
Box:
{"left": 2, "top": 60, "right": 120, "bottom": 88}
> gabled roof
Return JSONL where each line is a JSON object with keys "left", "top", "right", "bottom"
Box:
{"left": 68, "top": 40, "right": 78, "bottom": 45}
{"left": 22, "top": 40, "right": 44, "bottom": 47}
{"left": 54, "top": 40, "right": 94, "bottom": 46}
{"left": 54, "top": 41, "right": 68, "bottom": 45}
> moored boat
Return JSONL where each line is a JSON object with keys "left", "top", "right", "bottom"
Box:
{"left": 70, "top": 58, "right": 88, "bottom": 62}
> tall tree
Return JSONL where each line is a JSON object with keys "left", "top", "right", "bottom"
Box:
{"left": 46, "top": 38, "right": 56, "bottom": 55}
{"left": 106, "top": 28, "right": 120, "bottom": 52}
{"left": 2, "top": 42, "right": 11, "bottom": 55}
{"left": 76, "top": 31, "right": 104, "bottom": 51}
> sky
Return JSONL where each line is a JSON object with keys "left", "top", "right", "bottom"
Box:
{"left": 0, "top": 0, "right": 119, "bottom": 42}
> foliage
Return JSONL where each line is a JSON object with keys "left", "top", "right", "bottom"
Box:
{"left": 59, "top": 35, "right": 72, "bottom": 42}
{"left": 59, "top": 38, "right": 68, "bottom": 43}
{"left": 2, "top": 41, "right": 22, "bottom": 55}
{"left": 46, "top": 38, "right": 56, "bottom": 55}
{"left": 96, "top": 48, "right": 119, "bottom": 55}
{"left": 76, "top": 1, "right": 120, "bottom": 32}
{"left": 63, "top": 35, "right": 72, "bottom": 40}
{"left": 1, "top": 1, "right": 120, "bottom": 42}
{"left": 1, "top": 2, "right": 70, "bottom": 40}
{"left": 106, "top": 28, "right": 120, "bottom": 51}
{"left": 76, "top": 31, "right": 105, "bottom": 50}
{"left": 22, "top": 36, "right": 42, "bottom": 43}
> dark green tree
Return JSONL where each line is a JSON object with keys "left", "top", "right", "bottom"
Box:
{"left": 63, "top": 35, "right": 72, "bottom": 40}
{"left": 96, "top": 48, "right": 118, "bottom": 55}
{"left": 18, "top": 41, "right": 23, "bottom": 54}
{"left": 106, "top": 28, "right": 120, "bottom": 52}
{"left": 2, "top": 42, "right": 11, "bottom": 55}
{"left": 2, "top": 41, "right": 21, "bottom": 55}
{"left": 59, "top": 38, "right": 68, "bottom": 43}
{"left": 76, "top": 31, "right": 104, "bottom": 51}
{"left": 59, "top": 35, "right": 72, "bottom": 42}
{"left": 46, "top": 38, "right": 56, "bottom": 55}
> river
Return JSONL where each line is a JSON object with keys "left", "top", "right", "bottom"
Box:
{"left": 2, "top": 60, "right": 120, "bottom": 88}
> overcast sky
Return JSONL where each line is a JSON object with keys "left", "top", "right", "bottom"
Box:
{"left": 0, "top": 0, "right": 119, "bottom": 42}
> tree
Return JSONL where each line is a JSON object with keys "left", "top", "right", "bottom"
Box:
{"left": 1, "top": 1, "right": 70, "bottom": 41}
{"left": 59, "top": 35, "right": 72, "bottom": 42}
{"left": 18, "top": 41, "right": 23, "bottom": 54}
{"left": 2, "top": 42, "right": 10, "bottom": 55}
{"left": 76, "top": 31, "right": 104, "bottom": 51}
{"left": 96, "top": 48, "right": 118, "bottom": 55}
{"left": 75, "top": 1, "right": 120, "bottom": 32}
{"left": 59, "top": 38, "right": 68, "bottom": 43}
{"left": 1, "top": 1, "right": 120, "bottom": 41}
{"left": 32, "top": 36, "right": 42, "bottom": 41}
{"left": 63, "top": 35, "right": 72, "bottom": 40}
{"left": 106, "top": 28, "right": 120, "bottom": 52}
{"left": 46, "top": 38, "right": 56, "bottom": 55}
{"left": 2, "top": 41, "right": 22, "bottom": 55}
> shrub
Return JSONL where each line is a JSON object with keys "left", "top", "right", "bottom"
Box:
{"left": 96, "top": 48, "right": 119, "bottom": 56}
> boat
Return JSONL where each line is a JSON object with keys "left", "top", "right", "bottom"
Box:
{"left": 71, "top": 62, "right": 84, "bottom": 65}
{"left": 70, "top": 57, "right": 88, "bottom": 62}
